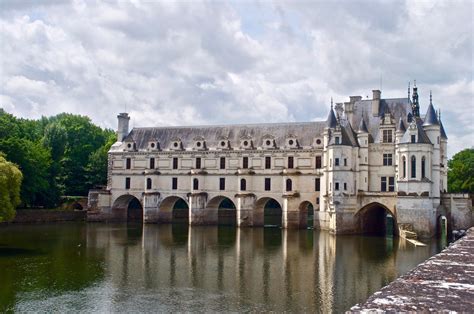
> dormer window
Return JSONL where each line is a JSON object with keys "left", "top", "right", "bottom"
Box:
{"left": 148, "top": 141, "right": 160, "bottom": 151}
{"left": 382, "top": 130, "right": 393, "bottom": 143}
{"left": 170, "top": 138, "right": 183, "bottom": 151}
{"left": 315, "top": 138, "right": 322, "bottom": 146}
{"left": 286, "top": 135, "right": 299, "bottom": 149}
{"left": 262, "top": 135, "right": 276, "bottom": 149}
{"left": 124, "top": 140, "right": 136, "bottom": 151}
{"left": 219, "top": 139, "right": 230, "bottom": 150}
{"left": 240, "top": 136, "right": 253, "bottom": 150}
{"left": 193, "top": 137, "right": 206, "bottom": 150}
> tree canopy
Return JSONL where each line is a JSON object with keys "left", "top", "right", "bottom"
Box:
{"left": 0, "top": 155, "right": 22, "bottom": 222}
{"left": 0, "top": 109, "right": 114, "bottom": 207}
{"left": 448, "top": 148, "right": 474, "bottom": 194}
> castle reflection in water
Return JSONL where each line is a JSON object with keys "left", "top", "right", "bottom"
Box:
{"left": 84, "top": 224, "right": 439, "bottom": 312}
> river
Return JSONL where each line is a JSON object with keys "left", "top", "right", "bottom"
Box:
{"left": 0, "top": 223, "right": 443, "bottom": 312}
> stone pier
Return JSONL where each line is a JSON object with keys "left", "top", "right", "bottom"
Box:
{"left": 350, "top": 228, "right": 474, "bottom": 312}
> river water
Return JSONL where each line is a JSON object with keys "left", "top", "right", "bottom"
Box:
{"left": 0, "top": 223, "right": 443, "bottom": 312}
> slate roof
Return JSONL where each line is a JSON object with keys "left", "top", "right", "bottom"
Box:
{"left": 440, "top": 120, "right": 448, "bottom": 139}
{"left": 120, "top": 121, "right": 326, "bottom": 150}
{"left": 423, "top": 103, "right": 439, "bottom": 126}
{"left": 400, "top": 118, "right": 432, "bottom": 144}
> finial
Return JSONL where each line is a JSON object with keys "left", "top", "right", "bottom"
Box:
{"left": 414, "top": 79, "right": 416, "bottom": 87}
{"left": 331, "top": 97, "right": 333, "bottom": 109}
{"left": 430, "top": 90, "right": 432, "bottom": 105}
{"left": 408, "top": 81, "right": 410, "bottom": 101}
{"left": 438, "top": 109, "right": 441, "bottom": 120}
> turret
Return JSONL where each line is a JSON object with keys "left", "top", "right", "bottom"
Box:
{"left": 117, "top": 112, "right": 130, "bottom": 142}
{"left": 422, "top": 92, "right": 441, "bottom": 198}
{"left": 357, "top": 118, "right": 369, "bottom": 191}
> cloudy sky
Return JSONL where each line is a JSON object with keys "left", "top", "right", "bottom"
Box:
{"left": 0, "top": 0, "right": 472, "bottom": 156}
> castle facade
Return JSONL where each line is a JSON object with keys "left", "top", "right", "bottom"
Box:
{"left": 88, "top": 86, "right": 457, "bottom": 238}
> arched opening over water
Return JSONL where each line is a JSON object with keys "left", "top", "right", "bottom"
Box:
{"left": 256, "top": 197, "right": 283, "bottom": 228}
{"left": 299, "top": 201, "right": 314, "bottom": 229}
{"left": 355, "top": 202, "right": 397, "bottom": 237}
{"left": 160, "top": 196, "right": 189, "bottom": 224}
{"left": 112, "top": 195, "right": 143, "bottom": 222}
{"left": 210, "top": 196, "right": 237, "bottom": 226}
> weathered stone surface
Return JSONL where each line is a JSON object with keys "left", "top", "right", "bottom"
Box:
{"left": 350, "top": 227, "right": 474, "bottom": 313}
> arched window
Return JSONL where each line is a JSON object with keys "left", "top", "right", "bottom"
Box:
{"left": 146, "top": 178, "right": 152, "bottom": 190}
{"left": 286, "top": 178, "right": 292, "bottom": 192}
{"left": 421, "top": 156, "right": 426, "bottom": 178}
{"left": 240, "top": 178, "right": 246, "bottom": 191}
{"left": 193, "top": 178, "right": 199, "bottom": 190}
{"left": 411, "top": 156, "right": 416, "bottom": 179}
{"left": 402, "top": 156, "right": 406, "bottom": 178}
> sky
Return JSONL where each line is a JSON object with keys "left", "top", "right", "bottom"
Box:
{"left": 0, "top": 0, "right": 472, "bottom": 157}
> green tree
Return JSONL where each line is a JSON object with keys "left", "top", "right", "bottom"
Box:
{"left": 0, "top": 155, "right": 22, "bottom": 222}
{"left": 448, "top": 148, "right": 474, "bottom": 193}
{"left": 85, "top": 133, "right": 116, "bottom": 188}
{"left": 0, "top": 137, "right": 56, "bottom": 207}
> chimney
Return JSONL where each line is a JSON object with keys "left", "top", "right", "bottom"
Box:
{"left": 372, "top": 90, "right": 381, "bottom": 116}
{"left": 117, "top": 113, "right": 130, "bottom": 142}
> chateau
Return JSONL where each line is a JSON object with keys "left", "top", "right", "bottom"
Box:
{"left": 88, "top": 85, "right": 470, "bottom": 238}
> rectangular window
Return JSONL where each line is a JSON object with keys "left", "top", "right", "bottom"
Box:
{"left": 335, "top": 158, "right": 340, "bottom": 166}
{"left": 172, "top": 177, "right": 178, "bottom": 190}
{"left": 146, "top": 178, "right": 152, "bottom": 190}
{"left": 264, "top": 178, "right": 271, "bottom": 191}
{"left": 344, "top": 158, "right": 347, "bottom": 166}
{"left": 344, "top": 182, "right": 347, "bottom": 190}
{"left": 315, "top": 156, "right": 322, "bottom": 169}
{"left": 125, "top": 177, "right": 130, "bottom": 189}
{"left": 195, "top": 157, "right": 201, "bottom": 169}
{"left": 126, "top": 158, "right": 131, "bottom": 169}
{"left": 383, "top": 153, "right": 393, "bottom": 166}
{"left": 219, "top": 178, "right": 225, "bottom": 190}
{"left": 315, "top": 178, "right": 320, "bottom": 191}
{"left": 383, "top": 130, "right": 393, "bottom": 143}
{"left": 220, "top": 157, "right": 226, "bottom": 169}
{"left": 381, "top": 177, "right": 387, "bottom": 191}
{"left": 193, "top": 179, "right": 199, "bottom": 190}
{"left": 288, "top": 156, "right": 294, "bottom": 169}
{"left": 243, "top": 156, "right": 249, "bottom": 169}
{"left": 316, "top": 197, "right": 320, "bottom": 205}
{"left": 173, "top": 157, "right": 178, "bottom": 169}
{"left": 411, "top": 135, "right": 416, "bottom": 143}
{"left": 265, "top": 157, "right": 271, "bottom": 169}
{"left": 388, "top": 177, "right": 395, "bottom": 192}
{"left": 335, "top": 137, "right": 340, "bottom": 145}
{"left": 149, "top": 158, "right": 155, "bottom": 169}
{"left": 335, "top": 182, "right": 339, "bottom": 190}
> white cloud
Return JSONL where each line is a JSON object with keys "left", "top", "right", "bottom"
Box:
{"left": 0, "top": 0, "right": 472, "bottom": 157}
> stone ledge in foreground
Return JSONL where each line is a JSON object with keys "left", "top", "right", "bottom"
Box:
{"left": 350, "top": 227, "right": 474, "bottom": 313}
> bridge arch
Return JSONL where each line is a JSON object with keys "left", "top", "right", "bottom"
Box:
{"left": 355, "top": 202, "right": 398, "bottom": 237}
{"left": 206, "top": 196, "right": 237, "bottom": 226}
{"left": 159, "top": 196, "right": 189, "bottom": 224}
{"left": 255, "top": 197, "right": 283, "bottom": 227}
{"left": 112, "top": 194, "right": 143, "bottom": 222}
{"left": 299, "top": 200, "right": 314, "bottom": 229}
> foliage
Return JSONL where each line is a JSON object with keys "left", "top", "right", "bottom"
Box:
{"left": 0, "top": 109, "right": 115, "bottom": 207}
{"left": 0, "top": 155, "right": 22, "bottom": 222}
{"left": 448, "top": 148, "right": 474, "bottom": 193}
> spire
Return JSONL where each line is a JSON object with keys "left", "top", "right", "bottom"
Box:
{"left": 327, "top": 99, "right": 338, "bottom": 128}
{"left": 411, "top": 81, "right": 420, "bottom": 118}
{"left": 397, "top": 117, "right": 406, "bottom": 132}
{"left": 358, "top": 118, "right": 369, "bottom": 133}
{"left": 423, "top": 92, "right": 439, "bottom": 126}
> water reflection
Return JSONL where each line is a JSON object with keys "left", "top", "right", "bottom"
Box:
{"left": 0, "top": 223, "right": 440, "bottom": 313}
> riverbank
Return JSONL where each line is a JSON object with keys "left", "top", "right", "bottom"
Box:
{"left": 2, "top": 209, "right": 86, "bottom": 224}
{"left": 350, "top": 227, "right": 474, "bottom": 312}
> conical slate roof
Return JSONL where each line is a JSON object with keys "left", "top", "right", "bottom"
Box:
{"left": 423, "top": 103, "right": 439, "bottom": 126}
{"left": 440, "top": 119, "right": 448, "bottom": 139}
{"left": 327, "top": 106, "right": 338, "bottom": 128}
{"left": 397, "top": 117, "right": 406, "bottom": 132}
{"left": 358, "top": 118, "right": 369, "bottom": 133}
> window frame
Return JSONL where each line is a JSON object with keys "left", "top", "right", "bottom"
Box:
{"left": 264, "top": 178, "right": 271, "bottom": 191}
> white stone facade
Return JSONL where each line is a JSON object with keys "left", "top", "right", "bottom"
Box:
{"left": 89, "top": 86, "right": 459, "bottom": 238}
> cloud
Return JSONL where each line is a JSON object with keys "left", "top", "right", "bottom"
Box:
{"left": 0, "top": 0, "right": 472, "bottom": 157}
